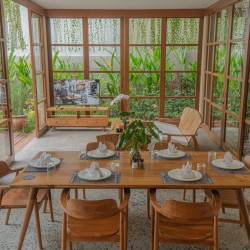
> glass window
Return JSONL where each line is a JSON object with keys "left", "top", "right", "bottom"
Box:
{"left": 129, "top": 18, "right": 161, "bottom": 44}
{"left": 216, "top": 9, "right": 228, "bottom": 42}
{"left": 227, "top": 80, "right": 242, "bottom": 116}
{"left": 88, "top": 18, "right": 120, "bottom": 44}
{"left": 214, "top": 44, "right": 226, "bottom": 74}
{"left": 208, "top": 14, "right": 216, "bottom": 43}
{"left": 206, "top": 45, "right": 214, "bottom": 72}
{"left": 0, "top": 121, "right": 11, "bottom": 158}
{"left": 212, "top": 76, "right": 224, "bottom": 105}
{"left": 232, "top": 0, "right": 249, "bottom": 39}
{"left": 50, "top": 18, "right": 83, "bottom": 44}
{"left": 165, "top": 73, "right": 196, "bottom": 96}
{"left": 205, "top": 74, "right": 212, "bottom": 99}
{"left": 211, "top": 106, "right": 222, "bottom": 140}
{"left": 167, "top": 18, "right": 199, "bottom": 44}
{"left": 243, "top": 123, "right": 250, "bottom": 156}
{"left": 225, "top": 114, "right": 239, "bottom": 151}
{"left": 229, "top": 42, "right": 244, "bottom": 78}
{"left": 166, "top": 46, "right": 198, "bottom": 71}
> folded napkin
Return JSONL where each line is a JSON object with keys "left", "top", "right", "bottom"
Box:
{"left": 178, "top": 161, "right": 195, "bottom": 179}
{"left": 167, "top": 142, "right": 177, "bottom": 153}
{"left": 36, "top": 152, "right": 51, "bottom": 166}
{"left": 95, "top": 142, "right": 107, "bottom": 154}
{"left": 85, "top": 162, "right": 102, "bottom": 178}
{"left": 222, "top": 152, "right": 233, "bottom": 167}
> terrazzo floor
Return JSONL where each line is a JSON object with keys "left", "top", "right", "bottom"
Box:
{"left": 0, "top": 128, "right": 249, "bottom": 250}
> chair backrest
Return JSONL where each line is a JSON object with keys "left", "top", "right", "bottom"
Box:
{"left": 178, "top": 107, "right": 202, "bottom": 136}
{"left": 0, "top": 161, "right": 12, "bottom": 179}
{"left": 154, "top": 142, "right": 168, "bottom": 150}
{"left": 86, "top": 142, "right": 115, "bottom": 151}
{"left": 96, "top": 134, "right": 120, "bottom": 148}
{"left": 243, "top": 155, "right": 250, "bottom": 169}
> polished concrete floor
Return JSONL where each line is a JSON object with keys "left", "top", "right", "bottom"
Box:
{"left": 0, "top": 128, "right": 249, "bottom": 250}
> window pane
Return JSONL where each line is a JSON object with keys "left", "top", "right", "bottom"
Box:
{"left": 232, "top": 0, "right": 249, "bottom": 39}
{"left": 164, "top": 98, "right": 195, "bottom": 118}
{"left": 167, "top": 18, "right": 199, "bottom": 44}
{"left": 38, "top": 102, "right": 46, "bottom": 129}
{"left": 243, "top": 123, "right": 250, "bottom": 156}
{"left": 130, "top": 46, "right": 161, "bottom": 71}
{"left": 227, "top": 80, "right": 242, "bottom": 116}
{"left": 212, "top": 76, "right": 224, "bottom": 105}
{"left": 166, "top": 46, "right": 197, "bottom": 71}
{"left": 165, "top": 73, "right": 196, "bottom": 96}
{"left": 50, "top": 18, "right": 83, "bottom": 44}
{"left": 0, "top": 43, "right": 4, "bottom": 78}
{"left": 229, "top": 42, "right": 244, "bottom": 78}
{"left": 225, "top": 114, "right": 239, "bottom": 152}
{"left": 129, "top": 98, "right": 159, "bottom": 120}
{"left": 34, "top": 46, "right": 41, "bottom": 72}
{"left": 100, "top": 98, "right": 119, "bottom": 119}
{"left": 90, "top": 73, "right": 120, "bottom": 97}
{"left": 0, "top": 83, "right": 7, "bottom": 119}
{"left": 129, "top": 73, "right": 160, "bottom": 96}
{"left": 205, "top": 74, "right": 212, "bottom": 99}
{"left": 208, "top": 14, "right": 216, "bottom": 43}
{"left": 214, "top": 44, "right": 226, "bottom": 74}
{"left": 32, "top": 15, "right": 40, "bottom": 44}
{"left": 36, "top": 74, "right": 44, "bottom": 102}
{"left": 216, "top": 9, "right": 228, "bottom": 42}
{"left": 206, "top": 45, "right": 214, "bottom": 72}
{"left": 0, "top": 121, "right": 11, "bottom": 159}
{"left": 129, "top": 18, "right": 161, "bottom": 44}
{"left": 89, "top": 46, "right": 120, "bottom": 71}
{"left": 88, "top": 18, "right": 120, "bottom": 44}
{"left": 204, "top": 101, "right": 210, "bottom": 125}
{"left": 211, "top": 106, "right": 222, "bottom": 140}
{"left": 246, "top": 82, "right": 250, "bottom": 119}
{"left": 52, "top": 46, "right": 83, "bottom": 71}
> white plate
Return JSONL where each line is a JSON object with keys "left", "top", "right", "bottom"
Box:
{"left": 78, "top": 168, "right": 111, "bottom": 181}
{"left": 158, "top": 149, "right": 186, "bottom": 159}
{"left": 212, "top": 159, "right": 245, "bottom": 170}
{"left": 168, "top": 169, "right": 202, "bottom": 182}
{"left": 87, "top": 149, "right": 115, "bottom": 159}
{"left": 29, "top": 157, "right": 61, "bottom": 168}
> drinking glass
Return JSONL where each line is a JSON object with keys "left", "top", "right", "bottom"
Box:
{"left": 47, "top": 162, "right": 56, "bottom": 174}
{"left": 79, "top": 147, "right": 86, "bottom": 159}
{"left": 197, "top": 162, "right": 206, "bottom": 174}
{"left": 208, "top": 151, "right": 216, "bottom": 165}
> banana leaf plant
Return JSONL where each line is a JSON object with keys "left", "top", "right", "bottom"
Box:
{"left": 117, "top": 119, "right": 162, "bottom": 163}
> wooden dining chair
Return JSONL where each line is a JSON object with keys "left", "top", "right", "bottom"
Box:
{"left": 60, "top": 188, "right": 130, "bottom": 250}
{"left": 96, "top": 134, "right": 120, "bottom": 149}
{"left": 204, "top": 155, "right": 250, "bottom": 225}
{"left": 0, "top": 161, "right": 54, "bottom": 249}
{"left": 150, "top": 188, "right": 221, "bottom": 250}
{"left": 86, "top": 141, "right": 115, "bottom": 151}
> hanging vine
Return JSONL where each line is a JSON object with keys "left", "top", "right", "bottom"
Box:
{"left": 3, "top": 0, "right": 26, "bottom": 51}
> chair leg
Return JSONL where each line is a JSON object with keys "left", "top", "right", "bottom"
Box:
{"left": 214, "top": 216, "right": 219, "bottom": 250}
{"left": 82, "top": 189, "right": 86, "bottom": 199}
{"left": 151, "top": 206, "right": 155, "bottom": 250}
{"left": 34, "top": 201, "right": 43, "bottom": 250}
{"left": 62, "top": 212, "right": 67, "bottom": 250}
{"left": 43, "top": 196, "right": 48, "bottom": 213}
{"left": 74, "top": 189, "right": 78, "bottom": 199}
{"left": 47, "top": 190, "right": 54, "bottom": 222}
{"left": 183, "top": 189, "right": 187, "bottom": 200}
{"left": 69, "top": 241, "right": 72, "bottom": 250}
{"left": 192, "top": 189, "right": 196, "bottom": 202}
{"left": 5, "top": 208, "right": 11, "bottom": 225}
{"left": 124, "top": 206, "right": 128, "bottom": 250}
{"left": 153, "top": 212, "right": 159, "bottom": 250}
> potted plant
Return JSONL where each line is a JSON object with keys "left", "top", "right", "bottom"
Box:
{"left": 8, "top": 52, "right": 32, "bottom": 131}
{"left": 117, "top": 119, "right": 161, "bottom": 168}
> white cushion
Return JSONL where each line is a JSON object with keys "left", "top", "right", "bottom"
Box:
{"left": 154, "top": 121, "right": 190, "bottom": 146}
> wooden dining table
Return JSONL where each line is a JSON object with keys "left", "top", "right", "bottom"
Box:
{"left": 9, "top": 151, "right": 250, "bottom": 249}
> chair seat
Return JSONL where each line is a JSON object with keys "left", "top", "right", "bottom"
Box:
{"left": 1, "top": 188, "right": 48, "bottom": 208}
{"left": 67, "top": 213, "right": 120, "bottom": 238}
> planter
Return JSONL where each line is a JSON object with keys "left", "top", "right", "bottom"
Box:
{"left": 12, "top": 114, "right": 27, "bottom": 131}
{"left": 130, "top": 148, "right": 144, "bottom": 168}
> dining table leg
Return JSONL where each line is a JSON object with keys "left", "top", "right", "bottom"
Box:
{"left": 235, "top": 188, "right": 250, "bottom": 242}
{"left": 17, "top": 188, "right": 38, "bottom": 250}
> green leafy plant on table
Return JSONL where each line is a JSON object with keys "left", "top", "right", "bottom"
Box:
{"left": 117, "top": 119, "right": 161, "bottom": 167}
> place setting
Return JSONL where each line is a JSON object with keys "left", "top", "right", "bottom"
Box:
{"left": 161, "top": 161, "right": 212, "bottom": 184}
{"left": 79, "top": 142, "right": 120, "bottom": 160}
{"left": 23, "top": 152, "right": 63, "bottom": 173}
{"left": 210, "top": 151, "right": 250, "bottom": 174}
{"left": 151, "top": 142, "right": 192, "bottom": 161}
{"left": 70, "top": 161, "right": 121, "bottom": 184}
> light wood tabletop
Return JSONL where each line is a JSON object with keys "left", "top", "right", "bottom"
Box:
{"left": 9, "top": 151, "right": 250, "bottom": 249}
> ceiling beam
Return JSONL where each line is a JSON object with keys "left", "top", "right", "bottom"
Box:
{"left": 45, "top": 9, "right": 205, "bottom": 18}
